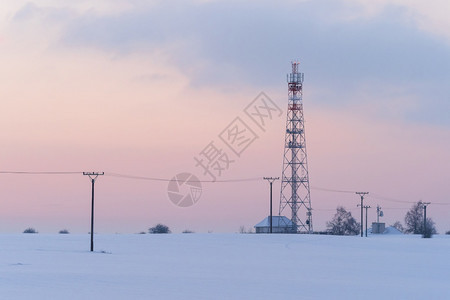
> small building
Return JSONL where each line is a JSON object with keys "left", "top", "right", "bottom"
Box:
{"left": 370, "top": 223, "right": 403, "bottom": 235}
{"left": 372, "top": 222, "right": 386, "bottom": 234}
{"left": 254, "top": 216, "right": 295, "bottom": 233}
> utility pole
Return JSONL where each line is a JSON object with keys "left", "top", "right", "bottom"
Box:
{"left": 356, "top": 192, "right": 369, "bottom": 237}
{"left": 376, "top": 205, "right": 382, "bottom": 223}
{"left": 364, "top": 205, "right": 371, "bottom": 237}
{"left": 83, "top": 172, "right": 104, "bottom": 251}
{"left": 263, "top": 177, "right": 279, "bottom": 233}
{"left": 422, "top": 202, "right": 431, "bottom": 238}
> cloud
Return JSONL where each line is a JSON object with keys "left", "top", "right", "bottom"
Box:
{"left": 6, "top": 0, "right": 450, "bottom": 128}
{"left": 343, "top": 0, "right": 450, "bottom": 44}
{"left": 12, "top": 2, "right": 39, "bottom": 21}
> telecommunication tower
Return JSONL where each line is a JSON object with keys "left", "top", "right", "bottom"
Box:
{"left": 279, "top": 61, "right": 313, "bottom": 233}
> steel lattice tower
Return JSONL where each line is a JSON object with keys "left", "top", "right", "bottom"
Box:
{"left": 279, "top": 61, "right": 313, "bottom": 233}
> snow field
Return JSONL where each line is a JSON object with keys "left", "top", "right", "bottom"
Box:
{"left": 1, "top": 234, "right": 450, "bottom": 299}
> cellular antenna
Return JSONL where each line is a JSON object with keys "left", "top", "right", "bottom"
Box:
{"left": 279, "top": 61, "right": 313, "bottom": 233}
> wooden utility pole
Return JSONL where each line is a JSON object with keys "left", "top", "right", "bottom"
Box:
{"left": 263, "top": 177, "right": 279, "bottom": 233}
{"left": 422, "top": 202, "right": 431, "bottom": 238}
{"left": 83, "top": 172, "right": 104, "bottom": 251}
{"left": 356, "top": 192, "right": 369, "bottom": 237}
{"left": 364, "top": 205, "right": 371, "bottom": 237}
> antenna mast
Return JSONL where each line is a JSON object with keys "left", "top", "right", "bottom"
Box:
{"left": 279, "top": 61, "right": 313, "bottom": 233}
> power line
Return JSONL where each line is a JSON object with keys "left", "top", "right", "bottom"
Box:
{"left": 1, "top": 170, "right": 449, "bottom": 207}
{"left": 381, "top": 207, "right": 410, "bottom": 210}
{"left": 0, "top": 171, "right": 81, "bottom": 175}
{"left": 428, "top": 202, "right": 450, "bottom": 206}
{"left": 313, "top": 208, "right": 338, "bottom": 212}
{"left": 368, "top": 193, "right": 414, "bottom": 204}
{"left": 0, "top": 170, "right": 261, "bottom": 183}
{"left": 105, "top": 173, "right": 172, "bottom": 182}
{"left": 105, "top": 172, "right": 261, "bottom": 183}
{"left": 311, "top": 186, "right": 356, "bottom": 194}
{"left": 369, "top": 193, "right": 450, "bottom": 206}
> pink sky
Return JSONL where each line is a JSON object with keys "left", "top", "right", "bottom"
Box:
{"left": 0, "top": 1, "right": 449, "bottom": 233}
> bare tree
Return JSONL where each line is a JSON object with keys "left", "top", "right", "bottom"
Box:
{"left": 404, "top": 201, "right": 436, "bottom": 235}
{"left": 423, "top": 218, "right": 437, "bottom": 238}
{"left": 404, "top": 201, "right": 423, "bottom": 234}
{"left": 391, "top": 221, "right": 405, "bottom": 233}
{"left": 327, "top": 206, "right": 360, "bottom": 236}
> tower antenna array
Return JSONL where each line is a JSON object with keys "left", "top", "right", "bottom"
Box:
{"left": 279, "top": 61, "right": 313, "bottom": 233}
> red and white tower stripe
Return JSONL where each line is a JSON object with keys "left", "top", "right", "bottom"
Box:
{"left": 279, "top": 61, "right": 313, "bottom": 233}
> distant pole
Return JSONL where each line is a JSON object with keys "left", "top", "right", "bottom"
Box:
{"left": 263, "top": 177, "right": 279, "bottom": 234}
{"left": 83, "top": 172, "right": 104, "bottom": 251}
{"left": 364, "top": 205, "right": 371, "bottom": 237}
{"left": 376, "top": 205, "right": 381, "bottom": 223}
{"left": 422, "top": 202, "right": 430, "bottom": 237}
{"left": 356, "top": 192, "right": 369, "bottom": 237}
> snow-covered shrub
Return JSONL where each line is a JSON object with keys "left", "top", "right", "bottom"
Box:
{"left": 23, "top": 228, "right": 38, "bottom": 234}
{"left": 149, "top": 224, "right": 171, "bottom": 234}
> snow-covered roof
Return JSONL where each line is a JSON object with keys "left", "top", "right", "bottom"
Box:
{"left": 383, "top": 226, "right": 403, "bottom": 235}
{"left": 254, "top": 216, "right": 293, "bottom": 228}
{"left": 369, "top": 226, "right": 404, "bottom": 235}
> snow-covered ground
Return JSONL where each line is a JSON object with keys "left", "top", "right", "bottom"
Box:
{"left": 1, "top": 233, "right": 449, "bottom": 299}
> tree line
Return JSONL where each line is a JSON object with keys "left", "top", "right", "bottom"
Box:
{"left": 327, "top": 201, "right": 438, "bottom": 237}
